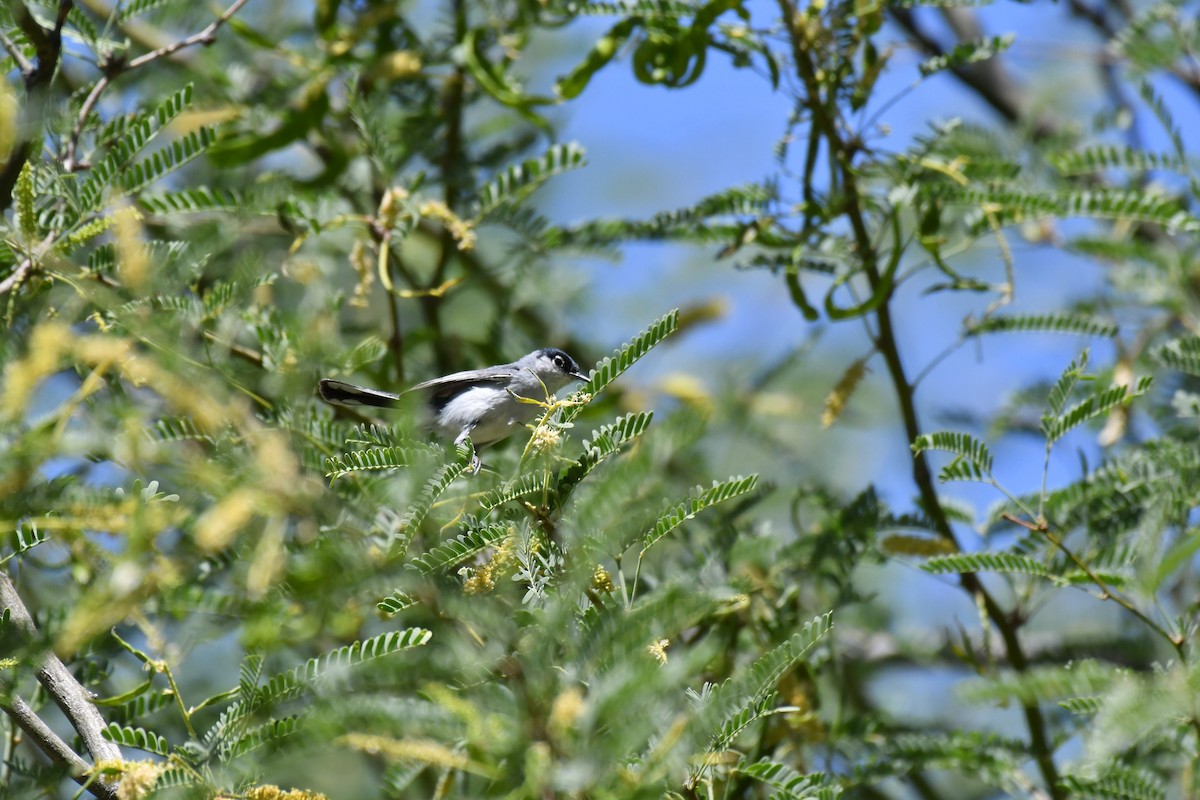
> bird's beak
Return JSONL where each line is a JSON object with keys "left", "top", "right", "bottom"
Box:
{"left": 571, "top": 371, "right": 590, "bottom": 383}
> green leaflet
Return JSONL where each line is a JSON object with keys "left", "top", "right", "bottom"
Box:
{"left": 641, "top": 474, "right": 759, "bottom": 554}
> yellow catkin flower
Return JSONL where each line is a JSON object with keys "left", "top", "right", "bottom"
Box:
{"left": 338, "top": 733, "right": 471, "bottom": 771}
{"left": 194, "top": 488, "right": 259, "bottom": 553}
{"left": 113, "top": 205, "right": 149, "bottom": 291}
{"left": 375, "top": 51, "right": 422, "bottom": 80}
{"left": 821, "top": 355, "right": 870, "bottom": 428}
{"left": 0, "top": 80, "right": 16, "bottom": 164}
{"left": 592, "top": 565, "right": 614, "bottom": 594}
{"left": 1, "top": 322, "right": 71, "bottom": 418}
{"left": 462, "top": 534, "right": 517, "bottom": 594}
{"left": 420, "top": 199, "right": 476, "bottom": 251}
{"left": 88, "top": 758, "right": 164, "bottom": 800}
{"left": 548, "top": 686, "right": 585, "bottom": 740}
{"left": 377, "top": 187, "right": 410, "bottom": 230}
{"left": 349, "top": 240, "right": 374, "bottom": 308}
{"left": 245, "top": 785, "right": 329, "bottom": 800}
{"left": 647, "top": 639, "right": 670, "bottom": 665}
{"left": 878, "top": 533, "right": 956, "bottom": 557}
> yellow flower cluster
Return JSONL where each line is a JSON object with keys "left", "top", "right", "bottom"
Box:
{"left": 461, "top": 533, "right": 517, "bottom": 594}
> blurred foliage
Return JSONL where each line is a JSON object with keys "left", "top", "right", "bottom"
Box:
{"left": 1, "top": 0, "right": 1200, "bottom": 799}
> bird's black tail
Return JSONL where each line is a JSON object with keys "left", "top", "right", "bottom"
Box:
{"left": 318, "top": 379, "right": 403, "bottom": 409}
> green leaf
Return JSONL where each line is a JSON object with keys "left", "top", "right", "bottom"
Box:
{"left": 310, "top": 629, "right": 432, "bottom": 673}
{"left": 3, "top": 523, "right": 49, "bottom": 564}
{"left": 138, "top": 187, "right": 246, "bottom": 215}
{"left": 208, "top": 77, "right": 331, "bottom": 166}
{"left": 641, "top": 475, "right": 758, "bottom": 555}
{"left": 550, "top": 0, "right": 699, "bottom": 16}
{"left": 562, "top": 310, "right": 679, "bottom": 422}
{"left": 959, "top": 660, "right": 1121, "bottom": 705}
{"left": 1058, "top": 769, "right": 1165, "bottom": 800}
{"left": 1156, "top": 336, "right": 1200, "bottom": 376}
{"left": 341, "top": 336, "right": 388, "bottom": 372}
{"left": 871, "top": 731, "right": 1026, "bottom": 780}
{"left": 919, "top": 34, "right": 1015, "bottom": 77}
{"left": 476, "top": 471, "right": 548, "bottom": 514}
{"left": 79, "top": 84, "right": 195, "bottom": 209}
{"left": 150, "top": 416, "right": 216, "bottom": 444}
{"left": 1041, "top": 376, "right": 1152, "bottom": 445}
{"left": 377, "top": 590, "right": 418, "bottom": 615}
{"left": 1048, "top": 145, "right": 1184, "bottom": 176}
{"left": 706, "top": 693, "right": 776, "bottom": 757}
{"left": 410, "top": 522, "right": 513, "bottom": 574}
{"left": 1047, "top": 350, "right": 1088, "bottom": 415}
{"left": 102, "top": 723, "right": 170, "bottom": 756}
{"left": 221, "top": 715, "right": 303, "bottom": 761}
{"left": 325, "top": 446, "right": 431, "bottom": 478}
{"left": 1063, "top": 190, "right": 1198, "bottom": 233}
{"left": 543, "top": 186, "right": 772, "bottom": 251}
{"left": 556, "top": 412, "right": 654, "bottom": 499}
{"left": 966, "top": 313, "right": 1117, "bottom": 338}
{"left": 911, "top": 431, "right": 993, "bottom": 479}
{"left": 1137, "top": 81, "right": 1187, "bottom": 167}
{"left": 397, "top": 457, "right": 471, "bottom": 538}
{"left": 738, "top": 758, "right": 839, "bottom": 800}
{"left": 461, "top": 27, "right": 553, "bottom": 130}
{"left": 703, "top": 612, "right": 833, "bottom": 741}
{"left": 117, "top": 0, "right": 188, "bottom": 21}
{"left": 922, "top": 552, "right": 1052, "bottom": 579}
{"left": 555, "top": 19, "right": 639, "bottom": 100}
{"left": 474, "top": 142, "right": 586, "bottom": 217}
{"left": 120, "top": 126, "right": 216, "bottom": 195}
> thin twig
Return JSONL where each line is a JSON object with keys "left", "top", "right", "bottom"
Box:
{"left": 62, "top": 0, "right": 251, "bottom": 171}
{"left": 1002, "top": 512, "right": 1184, "bottom": 649}
{"left": 0, "top": 235, "right": 59, "bottom": 297}
{"left": 0, "top": 255, "right": 37, "bottom": 296}
{"left": 0, "top": 26, "right": 34, "bottom": 73}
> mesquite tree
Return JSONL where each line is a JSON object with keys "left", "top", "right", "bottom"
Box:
{"left": 2, "top": 1, "right": 1198, "bottom": 798}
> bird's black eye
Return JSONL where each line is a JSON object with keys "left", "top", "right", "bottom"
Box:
{"left": 553, "top": 355, "right": 566, "bottom": 369}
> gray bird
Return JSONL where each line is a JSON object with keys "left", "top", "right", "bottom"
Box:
{"left": 318, "top": 348, "right": 589, "bottom": 473}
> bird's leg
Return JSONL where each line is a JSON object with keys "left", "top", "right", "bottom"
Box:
{"left": 455, "top": 425, "right": 481, "bottom": 475}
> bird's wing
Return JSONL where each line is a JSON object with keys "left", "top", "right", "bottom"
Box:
{"left": 410, "top": 366, "right": 519, "bottom": 412}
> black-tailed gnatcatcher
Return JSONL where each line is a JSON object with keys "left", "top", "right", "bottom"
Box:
{"left": 318, "top": 348, "right": 589, "bottom": 473}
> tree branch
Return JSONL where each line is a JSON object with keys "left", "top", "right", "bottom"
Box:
{"left": 62, "top": 0, "right": 252, "bottom": 171}
{"left": 0, "top": 572, "right": 123, "bottom": 772}
{"left": 889, "top": 7, "right": 1058, "bottom": 140}
{"left": 0, "top": 0, "right": 72, "bottom": 212}
{"left": 776, "top": 2, "right": 1065, "bottom": 794}
{"left": 1, "top": 695, "right": 118, "bottom": 800}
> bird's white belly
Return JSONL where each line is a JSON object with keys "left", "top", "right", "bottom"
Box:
{"left": 435, "top": 385, "right": 547, "bottom": 447}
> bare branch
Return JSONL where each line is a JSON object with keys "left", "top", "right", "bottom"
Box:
{"left": 0, "top": 256, "right": 36, "bottom": 296}
{"left": 0, "top": 26, "right": 34, "bottom": 74}
{"left": 63, "top": 0, "right": 252, "bottom": 171}
{"left": 889, "top": 7, "right": 1058, "bottom": 139}
{"left": 0, "top": 572, "right": 123, "bottom": 769}
{"left": 1, "top": 696, "right": 119, "bottom": 800}
{"left": 1067, "top": 0, "right": 1200, "bottom": 102}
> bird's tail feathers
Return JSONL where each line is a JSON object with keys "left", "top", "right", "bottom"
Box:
{"left": 318, "top": 379, "right": 403, "bottom": 409}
